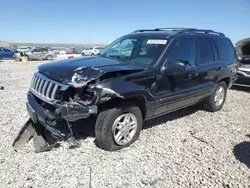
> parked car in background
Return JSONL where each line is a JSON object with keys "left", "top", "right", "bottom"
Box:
{"left": 13, "top": 28, "right": 238, "bottom": 152}
{"left": 65, "top": 48, "right": 73, "bottom": 54}
{"left": 234, "top": 38, "right": 250, "bottom": 87}
{"left": 0, "top": 47, "right": 15, "bottom": 59}
{"left": 50, "top": 47, "right": 59, "bottom": 54}
{"left": 58, "top": 47, "right": 66, "bottom": 54}
{"left": 51, "top": 47, "right": 66, "bottom": 54}
{"left": 72, "top": 47, "right": 84, "bottom": 54}
{"left": 24, "top": 47, "right": 57, "bottom": 60}
{"left": 81, "top": 46, "right": 104, "bottom": 56}
{"left": 17, "top": 46, "right": 32, "bottom": 53}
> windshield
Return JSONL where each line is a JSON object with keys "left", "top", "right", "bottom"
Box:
{"left": 100, "top": 36, "right": 168, "bottom": 66}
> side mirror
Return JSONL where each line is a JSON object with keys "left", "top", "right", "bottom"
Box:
{"left": 161, "top": 61, "right": 186, "bottom": 74}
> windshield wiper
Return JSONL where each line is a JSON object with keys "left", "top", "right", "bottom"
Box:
{"left": 105, "top": 55, "right": 130, "bottom": 63}
{"left": 108, "top": 55, "right": 121, "bottom": 59}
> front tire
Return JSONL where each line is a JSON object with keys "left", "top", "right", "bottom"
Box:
{"left": 204, "top": 81, "right": 227, "bottom": 112}
{"left": 95, "top": 103, "right": 143, "bottom": 151}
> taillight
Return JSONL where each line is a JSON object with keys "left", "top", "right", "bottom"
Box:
{"left": 236, "top": 60, "right": 241, "bottom": 71}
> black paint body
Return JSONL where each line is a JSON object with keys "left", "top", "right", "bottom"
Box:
{"left": 37, "top": 32, "right": 237, "bottom": 120}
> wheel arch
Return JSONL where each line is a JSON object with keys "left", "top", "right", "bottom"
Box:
{"left": 214, "top": 71, "right": 232, "bottom": 88}
{"left": 217, "top": 76, "right": 231, "bottom": 88}
{"left": 98, "top": 95, "right": 147, "bottom": 119}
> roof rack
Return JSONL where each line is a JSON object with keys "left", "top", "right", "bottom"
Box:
{"left": 132, "top": 28, "right": 225, "bottom": 36}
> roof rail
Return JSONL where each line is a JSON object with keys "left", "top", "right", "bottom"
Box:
{"left": 132, "top": 28, "right": 225, "bottom": 36}
{"left": 154, "top": 28, "right": 197, "bottom": 31}
{"left": 132, "top": 29, "right": 161, "bottom": 33}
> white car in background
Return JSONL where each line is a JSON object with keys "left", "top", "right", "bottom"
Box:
{"left": 81, "top": 46, "right": 104, "bottom": 56}
{"left": 51, "top": 47, "right": 66, "bottom": 55}
{"left": 17, "top": 46, "right": 32, "bottom": 53}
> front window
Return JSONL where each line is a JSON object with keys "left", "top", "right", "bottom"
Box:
{"left": 100, "top": 36, "right": 168, "bottom": 66}
{"left": 165, "top": 38, "right": 195, "bottom": 67}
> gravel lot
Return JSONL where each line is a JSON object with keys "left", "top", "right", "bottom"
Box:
{"left": 0, "top": 59, "right": 250, "bottom": 188}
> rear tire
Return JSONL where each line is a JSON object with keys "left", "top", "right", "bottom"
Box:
{"left": 95, "top": 102, "right": 143, "bottom": 151}
{"left": 81, "top": 53, "right": 85, "bottom": 56}
{"left": 204, "top": 81, "right": 227, "bottom": 112}
{"left": 47, "top": 55, "right": 52, "bottom": 61}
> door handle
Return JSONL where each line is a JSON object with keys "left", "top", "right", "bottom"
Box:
{"left": 188, "top": 72, "right": 199, "bottom": 79}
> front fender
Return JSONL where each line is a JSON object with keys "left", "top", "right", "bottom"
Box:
{"left": 92, "top": 78, "right": 154, "bottom": 103}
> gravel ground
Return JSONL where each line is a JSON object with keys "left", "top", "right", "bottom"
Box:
{"left": 0, "top": 60, "right": 250, "bottom": 188}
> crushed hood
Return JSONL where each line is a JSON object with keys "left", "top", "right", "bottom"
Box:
{"left": 38, "top": 56, "right": 144, "bottom": 87}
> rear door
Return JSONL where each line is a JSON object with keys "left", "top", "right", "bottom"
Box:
{"left": 195, "top": 38, "right": 221, "bottom": 101}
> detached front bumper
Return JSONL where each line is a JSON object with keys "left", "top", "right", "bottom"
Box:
{"left": 12, "top": 92, "right": 97, "bottom": 152}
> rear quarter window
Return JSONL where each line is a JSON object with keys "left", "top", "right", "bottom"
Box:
{"left": 214, "top": 38, "right": 236, "bottom": 60}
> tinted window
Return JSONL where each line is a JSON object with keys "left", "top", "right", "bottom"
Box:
{"left": 165, "top": 38, "right": 195, "bottom": 66}
{"left": 210, "top": 39, "right": 219, "bottom": 61}
{"left": 214, "top": 38, "right": 235, "bottom": 60}
{"left": 196, "top": 39, "right": 214, "bottom": 64}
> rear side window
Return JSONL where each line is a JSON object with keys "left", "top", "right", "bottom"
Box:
{"left": 214, "top": 38, "right": 235, "bottom": 60}
{"left": 196, "top": 39, "right": 214, "bottom": 64}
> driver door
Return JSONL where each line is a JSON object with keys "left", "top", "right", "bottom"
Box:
{"left": 153, "top": 37, "right": 199, "bottom": 116}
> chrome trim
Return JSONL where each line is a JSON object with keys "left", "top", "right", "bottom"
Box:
{"left": 51, "top": 84, "right": 58, "bottom": 99}
{"left": 238, "top": 71, "right": 250, "bottom": 78}
{"left": 42, "top": 80, "right": 48, "bottom": 96}
{"left": 30, "top": 72, "right": 69, "bottom": 104}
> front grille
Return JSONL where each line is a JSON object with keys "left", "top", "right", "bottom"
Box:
{"left": 30, "top": 72, "right": 68, "bottom": 104}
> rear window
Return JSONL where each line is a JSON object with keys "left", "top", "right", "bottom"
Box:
{"left": 214, "top": 38, "right": 235, "bottom": 60}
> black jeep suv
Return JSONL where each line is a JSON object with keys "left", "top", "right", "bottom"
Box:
{"left": 13, "top": 28, "right": 238, "bottom": 152}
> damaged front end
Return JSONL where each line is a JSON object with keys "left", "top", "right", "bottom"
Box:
{"left": 13, "top": 66, "right": 129, "bottom": 152}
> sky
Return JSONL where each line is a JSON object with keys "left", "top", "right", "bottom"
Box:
{"left": 0, "top": 0, "right": 249, "bottom": 44}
